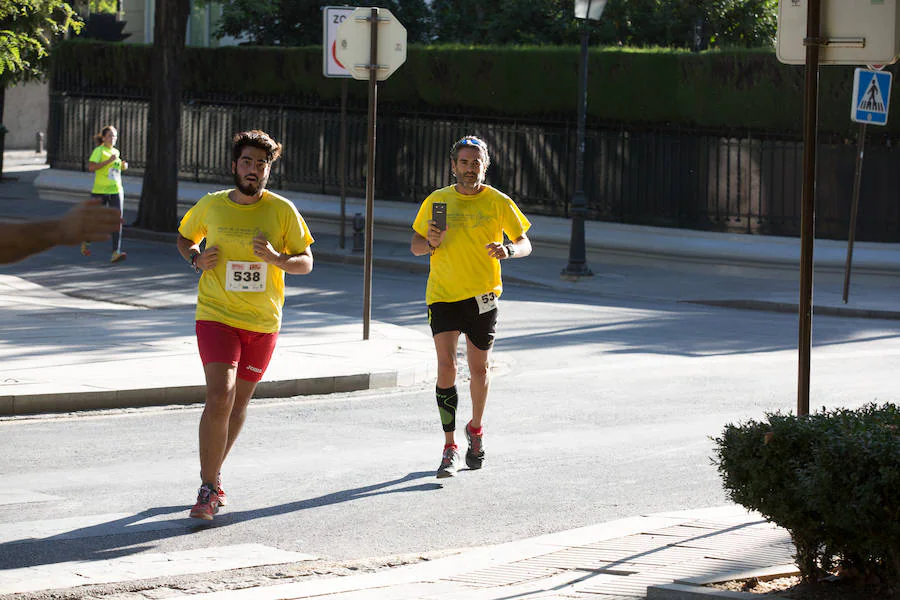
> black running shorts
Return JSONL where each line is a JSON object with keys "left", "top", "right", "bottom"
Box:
{"left": 428, "top": 297, "right": 498, "bottom": 351}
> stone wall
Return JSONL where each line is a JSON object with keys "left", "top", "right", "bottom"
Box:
{"left": 4, "top": 81, "right": 49, "bottom": 150}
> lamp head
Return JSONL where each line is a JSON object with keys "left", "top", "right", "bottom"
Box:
{"left": 574, "top": 0, "right": 607, "bottom": 20}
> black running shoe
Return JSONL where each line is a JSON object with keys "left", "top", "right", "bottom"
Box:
{"left": 465, "top": 422, "right": 484, "bottom": 470}
{"left": 436, "top": 445, "right": 460, "bottom": 479}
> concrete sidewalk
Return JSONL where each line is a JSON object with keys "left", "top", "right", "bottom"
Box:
{"left": 0, "top": 154, "right": 437, "bottom": 415}
{"left": 166, "top": 505, "right": 796, "bottom": 600}
{"left": 0, "top": 272, "right": 434, "bottom": 416}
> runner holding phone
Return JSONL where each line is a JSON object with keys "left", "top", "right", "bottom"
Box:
{"left": 410, "top": 135, "right": 532, "bottom": 479}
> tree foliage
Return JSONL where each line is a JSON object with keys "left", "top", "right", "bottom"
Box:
{"left": 600, "top": 0, "right": 777, "bottom": 49}
{"left": 0, "top": 0, "right": 81, "bottom": 83}
{"left": 88, "top": 0, "right": 117, "bottom": 13}
{"left": 213, "top": 0, "right": 432, "bottom": 46}
{"left": 421, "top": 0, "right": 776, "bottom": 48}
{"left": 211, "top": 0, "right": 775, "bottom": 49}
{"left": 431, "top": 0, "right": 580, "bottom": 45}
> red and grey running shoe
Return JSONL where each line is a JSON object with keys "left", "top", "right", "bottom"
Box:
{"left": 216, "top": 473, "right": 227, "bottom": 507}
{"left": 189, "top": 483, "right": 220, "bottom": 520}
{"left": 465, "top": 421, "right": 484, "bottom": 470}
{"left": 436, "top": 444, "right": 460, "bottom": 479}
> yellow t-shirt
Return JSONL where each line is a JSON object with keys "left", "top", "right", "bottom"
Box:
{"left": 178, "top": 190, "right": 314, "bottom": 333}
{"left": 88, "top": 145, "right": 123, "bottom": 194}
{"left": 412, "top": 185, "right": 531, "bottom": 305}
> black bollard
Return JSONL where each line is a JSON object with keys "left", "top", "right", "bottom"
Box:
{"left": 352, "top": 212, "right": 365, "bottom": 253}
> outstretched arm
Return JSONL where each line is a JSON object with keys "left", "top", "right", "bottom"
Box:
{"left": 0, "top": 200, "right": 121, "bottom": 265}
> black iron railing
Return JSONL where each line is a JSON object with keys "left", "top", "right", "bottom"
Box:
{"left": 47, "top": 92, "right": 900, "bottom": 242}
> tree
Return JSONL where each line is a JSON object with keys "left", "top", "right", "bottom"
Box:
{"left": 0, "top": 0, "right": 80, "bottom": 178}
{"left": 133, "top": 0, "right": 189, "bottom": 232}
{"left": 430, "top": 0, "right": 776, "bottom": 48}
{"left": 213, "top": 0, "right": 433, "bottom": 46}
{"left": 432, "top": 0, "right": 579, "bottom": 46}
{"left": 599, "top": 0, "right": 777, "bottom": 49}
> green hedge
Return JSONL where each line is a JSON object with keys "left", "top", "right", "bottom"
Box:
{"left": 714, "top": 403, "right": 900, "bottom": 584}
{"left": 51, "top": 40, "right": 898, "bottom": 136}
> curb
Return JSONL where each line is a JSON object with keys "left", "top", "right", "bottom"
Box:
{"left": 0, "top": 369, "right": 415, "bottom": 417}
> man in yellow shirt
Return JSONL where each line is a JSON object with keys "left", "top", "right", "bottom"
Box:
{"left": 411, "top": 135, "right": 532, "bottom": 479}
{"left": 177, "top": 130, "right": 314, "bottom": 520}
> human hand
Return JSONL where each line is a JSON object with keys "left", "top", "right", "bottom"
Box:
{"left": 485, "top": 242, "right": 508, "bottom": 260}
{"left": 198, "top": 245, "right": 219, "bottom": 270}
{"left": 427, "top": 221, "right": 446, "bottom": 248}
{"left": 56, "top": 199, "right": 121, "bottom": 245}
{"left": 252, "top": 233, "right": 279, "bottom": 263}
{"left": 120, "top": 160, "right": 128, "bottom": 171}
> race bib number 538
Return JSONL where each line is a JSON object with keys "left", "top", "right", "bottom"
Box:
{"left": 225, "top": 261, "right": 267, "bottom": 292}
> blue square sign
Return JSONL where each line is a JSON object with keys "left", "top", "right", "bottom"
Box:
{"left": 852, "top": 69, "right": 892, "bottom": 126}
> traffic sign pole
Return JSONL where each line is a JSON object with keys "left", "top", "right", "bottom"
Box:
{"left": 842, "top": 122, "right": 866, "bottom": 304}
{"left": 362, "top": 7, "right": 379, "bottom": 341}
{"left": 843, "top": 66, "right": 891, "bottom": 303}
{"left": 797, "top": 0, "right": 822, "bottom": 418}
{"left": 339, "top": 79, "right": 348, "bottom": 250}
{"left": 334, "top": 7, "right": 407, "bottom": 340}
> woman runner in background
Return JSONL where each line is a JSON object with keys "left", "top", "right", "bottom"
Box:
{"left": 83, "top": 125, "right": 128, "bottom": 263}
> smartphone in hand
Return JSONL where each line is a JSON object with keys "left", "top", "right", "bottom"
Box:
{"left": 432, "top": 202, "right": 447, "bottom": 231}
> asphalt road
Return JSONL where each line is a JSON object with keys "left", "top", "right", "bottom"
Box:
{"left": 2, "top": 229, "right": 900, "bottom": 597}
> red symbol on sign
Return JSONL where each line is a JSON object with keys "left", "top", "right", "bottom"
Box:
{"left": 332, "top": 41, "right": 345, "bottom": 69}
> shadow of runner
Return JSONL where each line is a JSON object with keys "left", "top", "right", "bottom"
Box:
{"left": 0, "top": 471, "right": 436, "bottom": 570}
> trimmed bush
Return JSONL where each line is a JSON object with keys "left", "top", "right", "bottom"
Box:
{"left": 50, "top": 40, "right": 898, "bottom": 137}
{"left": 714, "top": 403, "right": 900, "bottom": 583}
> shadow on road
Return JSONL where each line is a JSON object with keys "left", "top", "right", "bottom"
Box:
{"left": 0, "top": 471, "right": 435, "bottom": 570}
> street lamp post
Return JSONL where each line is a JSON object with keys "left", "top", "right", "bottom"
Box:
{"left": 562, "top": 0, "right": 606, "bottom": 280}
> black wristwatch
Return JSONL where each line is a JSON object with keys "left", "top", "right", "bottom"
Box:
{"left": 504, "top": 242, "right": 516, "bottom": 258}
{"left": 189, "top": 252, "right": 201, "bottom": 273}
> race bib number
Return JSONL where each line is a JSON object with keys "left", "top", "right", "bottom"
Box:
{"left": 475, "top": 291, "right": 498, "bottom": 314}
{"left": 225, "top": 261, "right": 267, "bottom": 292}
{"left": 107, "top": 167, "right": 121, "bottom": 183}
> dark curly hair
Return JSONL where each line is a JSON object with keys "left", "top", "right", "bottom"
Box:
{"left": 232, "top": 130, "right": 283, "bottom": 164}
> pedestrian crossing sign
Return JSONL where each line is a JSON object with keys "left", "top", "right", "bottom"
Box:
{"left": 852, "top": 69, "right": 892, "bottom": 126}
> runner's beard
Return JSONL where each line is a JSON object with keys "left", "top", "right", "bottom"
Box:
{"left": 234, "top": 172, "right": 267, "bottom": 196}
{"left": 457, "top": 173, "right": 482, "bottom": 191}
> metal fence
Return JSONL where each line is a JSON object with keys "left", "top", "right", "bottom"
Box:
{"left": 48, "top": 93, "right": 900, "bottom": 242}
